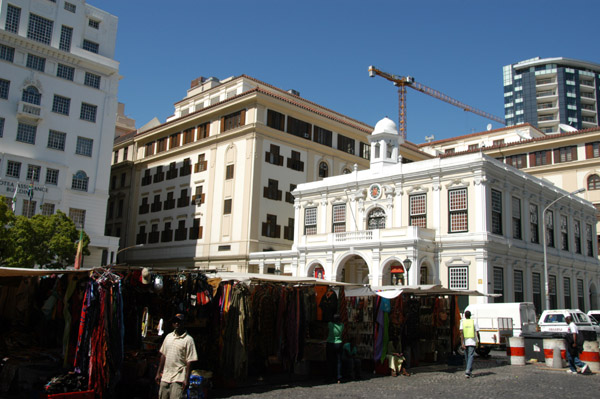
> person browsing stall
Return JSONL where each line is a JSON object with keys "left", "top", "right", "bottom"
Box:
{"left": 155, "top": 313, "right": 198, "bottom": 399}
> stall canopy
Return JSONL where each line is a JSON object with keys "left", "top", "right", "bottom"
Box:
{"left": 211, "top": 272, "right": 361, "bottom": 287}
{"left": 0, "top": 266, "right": 96, "bottom": 277}
{"left": 346, "top": 284, "right": 498, "bottom": 298}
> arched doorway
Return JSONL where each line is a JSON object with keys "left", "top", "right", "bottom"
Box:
{"left": 337, "top": 255, "right": 369, "bottom": 284}
{"left": 307, "top": 262, "right": 325, "bottom": 279}
{"left": 367, "top": 207, "right": 386, "bottom": 230}
{"left": 382, "top": 260, "right": 406, "bottom": 286}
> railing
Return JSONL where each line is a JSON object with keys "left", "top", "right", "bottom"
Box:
{"left": 334, "top": 230, "right": 373, "bottom": 242}
{"left": 536, "top": 78, "right": 554, "bottom": 85}
{"left": 581, "top": 92, "right": 595, "bottom": 99}
{"left": 536, "top": 90, "right": 556, "bottom": 98}
{"left": 17, "top": 101, "right": 42, "bottom": 121}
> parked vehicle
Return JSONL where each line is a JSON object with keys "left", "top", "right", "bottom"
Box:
{"left": 464, "top": 302, "right": 537, "bottom": 356}
{"left": 586, "top": 311, "right": 600, "bottom": 337}
{"left": 538, "top": 309, "right": 598, "bottom": 340}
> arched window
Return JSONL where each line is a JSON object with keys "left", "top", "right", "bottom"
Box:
{"left": 72, "top": 170, "right": 89, "bottom": 192}
{"left": 367, "top": 207, "right": 386, "bottom": 230}
{"left": 342, "top": 168, "right": 351, "bottom": 174}
{"left": 22, "top": 86, "right": 41, "bottom": 105}
{"left": 587, "top": 174, "right": 600, "bottom": 190}
{"left": 318, "top": 162, "right": 328, "bottom": 178}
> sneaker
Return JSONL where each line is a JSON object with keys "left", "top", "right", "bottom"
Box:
{"left": 465, "top": 373, "right": 471, "bottom": 378}
{"left": 566, "top": 370, "right": 577, "bottom": 374}
{"left": 581, "top": 365, "right": 589, "bottom": 374}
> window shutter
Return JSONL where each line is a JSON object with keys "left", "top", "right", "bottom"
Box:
{"left": 206, "top": 123, "right": 210, "bottom": 137}
{"left": 240, "top": 109, "right": 246, "bottom": 126}
{"left": 275, "top": 225, "right": 281, "bottom": 238}
{"left": 586, "top": 143, "right": 593, "bottom": 159}
{"left": 546, "top": 151, "right": 552, "bottom": 164}
{"left": 262, "top": 222, "right": 267, "bottom": 236}
{"left": 529, "top": 153, "right": 535, "bottom": 166}
{"left": 263, "top": 187, "right": 269, "bottom": 198}
{"left": 201, "top": 193, "right": 205, "bottom": 204}
{"left": 571, "top": 146, "right": 577, "bottom": 161}
{"left": 220, "top": 117, "right": 225, "bottom": 132}
{"left": 521, "top": 154, "right": 528, "bottom": 167}
{"left": 553, "top": 149, "right": 560, "bottom": 163}
{"left": 198, "top": 226, "right": 203, "bottom": 239}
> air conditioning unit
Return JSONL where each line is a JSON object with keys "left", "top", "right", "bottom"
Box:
{"left": 195, "top": 197, "right": 202, "bottom": 206}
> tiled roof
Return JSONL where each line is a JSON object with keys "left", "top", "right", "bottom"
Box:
{"left": 417, "top": 124, "right": 537, "bottom": 147}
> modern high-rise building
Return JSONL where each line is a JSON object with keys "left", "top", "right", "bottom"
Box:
{"left": 0, "top": 0, "right": 120, "bottom": 266}
{"left": 503, "top": 57, "right": 600, "bottom": 134}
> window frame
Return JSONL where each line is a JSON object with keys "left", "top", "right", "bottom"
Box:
{"left": 304, "top": 207, "right": 317, "bottom": 235}
{"left": 448, "top": 188, "right": 468, "bottom": 233}
{"left": 409, "top": 193, "right": 427, "bottom": 227}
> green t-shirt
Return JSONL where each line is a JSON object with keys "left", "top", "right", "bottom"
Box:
{"left": 327, "top": 322, "right": 344, "bottom": 344}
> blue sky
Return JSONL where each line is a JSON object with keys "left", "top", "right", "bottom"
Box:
{"left": 98, "top": 0, "right": 600, "bottom": 143}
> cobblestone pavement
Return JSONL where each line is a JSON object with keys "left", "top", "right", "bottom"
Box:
{"left": 211, "top": 355, "right": 600, "bottom": 398}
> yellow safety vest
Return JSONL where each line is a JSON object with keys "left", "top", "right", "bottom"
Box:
{"left": 463, "top": 319, "right": 475, "bottom": 339}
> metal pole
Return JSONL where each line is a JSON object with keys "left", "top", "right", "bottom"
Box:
{"left": 542, "top": 188, "right": 584, "bottom": 310}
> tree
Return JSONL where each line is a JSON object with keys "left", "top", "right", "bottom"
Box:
{"left": 0, "top": 197, "right": 16, "bottom": 263}
{"left": 0, "top": 201, "right": 89, "bottom": 268}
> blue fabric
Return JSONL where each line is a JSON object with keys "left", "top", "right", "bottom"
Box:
{"left": 381, "top": 298, "right": 391, "bottom": 313}
{"left": 464, "top": 345, "right": 476, "bottom": 375}
{"left": 566, "top": 348, "right": 586, "bottom": 372}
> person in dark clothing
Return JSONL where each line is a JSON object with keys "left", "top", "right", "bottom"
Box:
{"left": 320, "top": 287, "right": 338, "bottom": 322}
{"left": 342, "top": 335, "right": 361, "bottom": 380}
{"left": 326, "top": 314, "right": 344, "bottom": 383}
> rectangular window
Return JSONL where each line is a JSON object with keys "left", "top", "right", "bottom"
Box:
{"left": 71, "top": 172, "right": 88, "bottom": 191}
{"left": 169, "top": 132, "right": 180, "bottom": 149}
{"left": 545, "top": 210, "right": 554, "bottom": 247}
{"left": 197, "top": 122, "right": 210, "bottom": 139}
{"left": 491, "top": 189, "right": 503, "bottom": 235}
{"left": 468, "top": 144, "right": 479, "bottom": 151}
{"left": 80, "top": 103, "right": 97, "bottom": 122}
{"left": 0, "top": 79, "right": 9, "bottom": 99}
{"left": 59, "top": 25, "right": 72, "bottom": 51}
{"left": 5, "top": 5, "right": 21, "bottom": 33}
{"left": 52, "top": 95, "right": 70, "bottom": 115}
{"left": 45, "top": 168, "right": 59, "bottom": 185}
{"left": 41, "top": 203, "right": 55, "bottom": 216}
{"left": 26, "top": 54, "right": 45, "bottom": 72}
{"left": 586, "top": 223, "right": 594, "bottom": 256}
{"left": 174, "top": 220, "right": 187, "bottom": 241}
{"left": 266, "top": 110, "right": 285, "bottom": 131}
{"left": 449, "top": 267, "right": 468, "bottom": 290}
{"left": 193, "top": 186, "right": 204, "bottom": 206}
{"left": 314, "top": 126, "right": 332, "bottom": 147}
{"left": 148, "top": 224, "right": 159, "bottom": 244}
{"left": 145, "top": 142, "right": 155, "bottom": 157}
{"left": 305, "top": 208, "right": 317, "bottom": 235}
{"left": 560, "top": 215, "right": 569, "bottom": 251}
{"left": 82, "top": 39, "right": 99, "bottom": 54}
{"left": 514, "top": 270, "right": 524, "bottom": 302}
{"left": 161, "top": 222, "right": 173, "bottom": 243}
{"left": 263, "top": 179, "right": 281, "bottom": 201}
{"left": 0, "top": 44, "right": 15, "bottom": 62}
{"left": 549, "top": 275, "right": 557, "bottom": 309}
{"left": 512, "top": 197, "right": 522, "bottom": 239}
{"left": 287, "top": 150, "right": 304, "bottom": 172}
{"left": 0, "top": 117, "right": 4, "bottom": 137}
{"left": 577, "top": 279, "right": 585, "bottom": 310}
{"left": 284, "top": 218, "right": 295, "bottom": 241}
{"left": 359, "top": 142, "right": 370, "bottom": 160}
{"left": 180, "top": 158, "right": 191, "bottom": 176}
{"left": 75, "top": 137, "right": 93, "bottom": 156}
{"left": 88, "top": 19, "right": 100, "bottom": 29}
{"left": 530, "top": 204, "right": 539, "bottom": 243}
{"left": 286, "top": 184, "right": 296, "bottom": 204}
{"left": 22, "top": 200, "right": 36, "bottom": 218}
{"left": 493, "top": 267, "right": 504, "bottom": 303}
{"left": 505, "top": 154, "right": 527, "bottom": 169}
{"left": 6, "top": 160, "right": 21, "bottom": 178}
{"left": 177, "top": 188, "right": 189, "bottom": 208}
{"left": 26, "top": 164, "right": 41, "bottom": 181}
{"left": 195, "top": 153, "right": 207, "bottom": 172}
{"left": 532, "top": 150, "right": 551, "bottom": 166}
{"left": 266, "top": 144, "right": 283, "bottom": 166}
{"left": 183, "top": 128, "right": 194, "bottom": 144}
{"left": 136, "top": 225, "right": 147, "bottom": 245}
{"left": 337, "top": 134, "right": 355, "bottom": 155}
{"left": 64, "top": 2, "right": 76, "bottom": 13}
{"left": 57, "top": 64, "right": 74, "bottom": 81}
{"left": 223, "top": 198, "right": 232, "bottom": 214}
{"left": 222, "top": 110, "right": 244, "bottom": 132}
{"left": 69, "top": 209, "right": 86, "bottom": 230}
{"left": 153, "top": 166, "right": 164, "bottom": 183}
{"left": 189, "top": 218, "right": 203, "bottom": 240}
{"left": 449, "top": 188, "right": 468, "bottom": 232}
{"left": 564, "top": 277, "right": 572, "bottom": 309}
{"left": 409, "top": 194, "right": 427, "bottom": 227}
{"left": 555, "top": 146, "right": 577, "bottom": 163}
{"left": 332, "top": 204, "right": 346, "bottom": 233}
{"left": 84, "top": 72, "right": 101, "bottom": 89}
{"left": 225, "top": 164, "right": 234, "bottom": 180}
{"left": 262, "top": 214, "right": 280, "bottom": 238}
{"left": 27, "top": 14, "right": 53, "bottom": 45}
{"left": 533, "top": 272, "right": 542, "bottom": 315}
{"left": 287, "top": 116, "right": 311, "bottom": 139}
{"left": 493, "top": 139, "right": 505, "bottom": 147}
{"left": 574, "top": 220, "right": 582, "bottom": 254}
{"left": 16, "top": 123, "right": 37, "bottom": 144}
{"left": 156, "top": 137, "right": 166, "bottom": 153}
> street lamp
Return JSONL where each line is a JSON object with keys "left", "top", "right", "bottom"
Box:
{"left": 403, "top": 258, "right": 412, "bottom": 286}
{"left": 542, "top": 188, "right": 585, "bottom": 310}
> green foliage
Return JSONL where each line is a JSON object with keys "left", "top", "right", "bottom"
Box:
{"left": 0, "top": 200, "right": 89, "bottom": 269}
{"left": 0, "top": 197, "right": 16, "bottom": 263}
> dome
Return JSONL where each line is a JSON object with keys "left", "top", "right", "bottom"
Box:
{"left": 372, "top": 117, "right": 398, "bottom": 136}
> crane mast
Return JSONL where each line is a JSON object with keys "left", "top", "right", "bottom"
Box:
{"left": 368, "top": 65, "right": 505, "bottom": 140}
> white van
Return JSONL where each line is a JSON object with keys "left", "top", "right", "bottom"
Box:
{"left": 538, "top": 309, "right": 598, "bottom": 340}
{"left": 464, "top": 302, "right": 537, "bottom": 355}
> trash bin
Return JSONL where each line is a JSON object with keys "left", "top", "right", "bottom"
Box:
{"left": 520, "top": 332, "right": 565, "bottom": 363}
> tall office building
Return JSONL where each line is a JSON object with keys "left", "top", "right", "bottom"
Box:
{"left": 0, "top": 0, "right": 120, "bottom": 266}
{"left": 503, "top": 57, "right": 600, "bottom": 133}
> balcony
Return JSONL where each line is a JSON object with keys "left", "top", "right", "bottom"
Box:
{"left": 536, "top": 90, "right": 556, "bottom": 98}
{"left": 17, "top": 101, "right": 42, "bottom": 123}
{"left": 536, "top": 78, "right": 555, "bottom": 85}
{"left": 298, "top": 226, "right": 436, "bottom": 249}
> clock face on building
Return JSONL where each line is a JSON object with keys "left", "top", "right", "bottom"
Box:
{"left": 369, "top": 184, "right": 382, "bottom": 200}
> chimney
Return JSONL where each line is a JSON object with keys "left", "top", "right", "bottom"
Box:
{"left": 190, "top": 76, "right": 205, "bottom": 89}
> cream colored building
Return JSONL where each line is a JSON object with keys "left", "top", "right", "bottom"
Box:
{"left": 119, "top": 76, "right": 430, "bottom": 271}
{"left": 250, "top": 118, "right": 600, "bottom": 311}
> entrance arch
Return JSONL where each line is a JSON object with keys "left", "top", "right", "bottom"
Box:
{"left": 382, "top": 259, "right": 406, "bottom": 286}
{"left": 307, "top": 261, "right": 326, "bottom": 279}
{"left": 335, "top": 254, "right": 369, "bottom": 284}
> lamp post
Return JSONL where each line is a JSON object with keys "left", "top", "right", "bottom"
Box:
{"left": 403, "top": 258, "right": 412, "bottom": 286}
{"left": 542, "top": 188, "right": 584, "bottom": 310}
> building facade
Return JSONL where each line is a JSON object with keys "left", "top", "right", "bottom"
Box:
{"left": 250, "top": 118, "right": 600, "bottom": 312}
{"left": 0, "top": 0, "right": 120, "bottom": 266}
{"left": 118, "top": 75, "right": 431, "bottom": 271}
{"left": 503, "top": 57, "right": 600, "bottom": 133}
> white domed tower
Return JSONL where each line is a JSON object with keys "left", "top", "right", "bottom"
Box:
{"left": 369, "top": 117, "right": 404, "bottom": 173}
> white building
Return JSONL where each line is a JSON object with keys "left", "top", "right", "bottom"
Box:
{"left": 250, "top": 118, "right": 600, "bottom": 311}
{"left": 0, "top": 0, "right": 120, "bottom": 266}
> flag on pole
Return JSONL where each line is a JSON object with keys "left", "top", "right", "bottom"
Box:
{"left": 27, "top": 179, "right": 34, "bottom": 201}
{"left": 11, "top": 185, "right": 17, "bottom": 212}
{"left": 74, "top": 229, "right": 84, "bottom": 270}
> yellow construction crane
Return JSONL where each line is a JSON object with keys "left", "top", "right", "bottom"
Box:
{"left": 368, "top": 65, "right": 505, "bottom": 139}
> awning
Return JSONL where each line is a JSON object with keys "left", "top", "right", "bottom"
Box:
{"left": 345, "top": 284, "right": 497, "bottom": 298}
{"left": 211, "top": 272, "right": 360, "bottom": 287}
{"left": 0, "top": 266, "right": 95, "bottom": 277}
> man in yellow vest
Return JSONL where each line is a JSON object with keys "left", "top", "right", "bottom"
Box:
{"left": 460, "top": 310, "right": 480, "bottom": 378}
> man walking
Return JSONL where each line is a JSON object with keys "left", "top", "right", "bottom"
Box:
{"left": 155, "top": 313, "right": 198, "bottom": 398}
{"left": 460, "top": 310, "right": 480, "bottom": 378}
{"left": 565, "top": 315, "right": 589, "bottom": 374}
